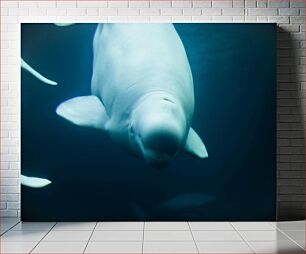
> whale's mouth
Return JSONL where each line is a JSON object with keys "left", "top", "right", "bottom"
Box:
{"left": 142, "top": 148, "right": 172, "bottom": 168}
{"left": 135, "top": 135, "right": 173, "bottom": 167}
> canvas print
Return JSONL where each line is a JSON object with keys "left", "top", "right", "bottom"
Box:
{"left": 21, "top": 23, "right": 276, "bottom": 221}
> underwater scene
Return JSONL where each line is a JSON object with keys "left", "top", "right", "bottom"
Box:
{"left": 21, "top": 23, "right": 276, "bottom": 221}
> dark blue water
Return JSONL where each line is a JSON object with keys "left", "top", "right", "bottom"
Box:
{"left": 21, "top": 24, "right": 276, "bottom": 221}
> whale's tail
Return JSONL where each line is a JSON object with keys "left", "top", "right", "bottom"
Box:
{"left": 21, "top": 58, "right": 58, "bottom": 86}
{"left": 21, "top": 174, "right": 52, "bottom": 188}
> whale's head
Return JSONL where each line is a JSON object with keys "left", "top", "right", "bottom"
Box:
{"left": 129, "top": 93, "right": 187, "bottom": 167}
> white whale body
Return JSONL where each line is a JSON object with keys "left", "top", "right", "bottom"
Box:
{"left": 56, "top": 24, "right": 208, "bottom": 166}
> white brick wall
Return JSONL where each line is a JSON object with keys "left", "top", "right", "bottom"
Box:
{"left": 0, "top": 0, "right": 305, "bottom": 219}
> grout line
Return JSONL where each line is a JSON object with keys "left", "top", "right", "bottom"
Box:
{"left": 267, "top": 221, "right": 277, "bottom": 229}
{"left": 141, "top": 221, "right": 145, "bottom": 254}
{"left": 229, "top": 221, "right": 237, "bottom": 231}
{"left": 83, "top": 221, "right": 98, "bottom": 254}
{"left": 276, "top": 227, "right": 305, "bottom": 251}
{"left": 0, "top": 220, "right": 20, "bottom": 236}
{"left": 142, "top": 229, "right": 192, "bottom": 231}
{"left": 187, "top": 222, "right": 200, "bottom": 254}
{"left": 89, "top": 229, "right": 147, "bottom": 231}
{"left": 29, "top": 222, "right": 57, "bottom": 254}
{"left": 229, "top": 222, "right": 256, "bottom": 254}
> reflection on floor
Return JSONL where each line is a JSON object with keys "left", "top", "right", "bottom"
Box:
{"left": 0, "top": 219, "right": 304, "bottom": 253}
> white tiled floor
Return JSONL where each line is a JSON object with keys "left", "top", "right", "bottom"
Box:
{"left": 86, "top": 241, "right": 143, "bottom": 253}
{"left": 0, "top": 219, "right": 304, "bottom": 253}
{"left": 91, "top": 230, "right": 143, "bottom": 241}
{"left": 43, "top": 230, "right": 92, "bottom": 242}
{"left": 144, "top": 230, "right": 193, "bottom": 241}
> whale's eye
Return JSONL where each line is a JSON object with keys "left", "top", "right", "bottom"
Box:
{"left": 163, "top": 98, "right": 174, "bottom": 104}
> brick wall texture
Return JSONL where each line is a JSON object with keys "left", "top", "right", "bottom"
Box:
{"left": 0, "top": 0, "right": 305, "bottom": 220}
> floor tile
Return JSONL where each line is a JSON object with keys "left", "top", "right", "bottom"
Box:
{"left": 12, "top": 222, "right": 55, "bottom": 231}
{"left": 90, "top": 230, "right": 143, "bottom": 241}
{"left": 144, "top": 230, "right": 193, "bottom": 241}
{"left": 1, "top": 230, "right": 48, "bottom": 242}
{"left": 32, "top": 241, "right": 87, "bottom": 253}
{"left": 295, "top": 240, "right": 305, "bottom": 249}
{"left": 189, "top": 222, "right": 234, "bottom": 231}
{"left": 0, "top": 241, "right": 37, "bottom": 253}
{"left": 275, "top": 221, "right": 305, "bottom": 231}
{"left": 192, "top": 230, "right": 242, "bottom": 241}
{"left": 283, "top": 230, "right": 305, "bottom": 241}
{"left": 282, "top": 230, "right": 305, "bottom": 249}
{"left": 1, "top": 229, "right": 7, "bottom": 235}
{"left": 95, "top": 222, "right": 143, "bottom": 231}
{"left": 239, "top": 230, "right": 291, "bottom": 241}
{"left": 249, "top": 240, "right": 304, "bottom": 253}
{"left": 232, "top": 222, "right": 276, "bottom": 230}
{"left": 145, "top": 222, "right": 190, "bottom": 230}
{"left": 143, "top": 241, "right": 198, "bottom": 253}
{"left": 0, "top": 220, "right": 21, "bottom": 234}
{"left": 42, "top": 230, "right": 92, "bottom": 241}
{"left": 1, "top": 226, "right": 14, "bottom": 235}
{"left": 197, "top": 241, "right": 253, "bottom": 253}
{"left": 1, "top": 221, "right": 20, "bottom": 229}
{"left": 85, "top": 241, "right": 142, "bottom": 253}
{"left": 52, "top": 222, "right": 96, "bottom": 230}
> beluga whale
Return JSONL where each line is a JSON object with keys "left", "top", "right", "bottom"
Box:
{"left": 56, "top": 23, "right": 208, "bottom": 167}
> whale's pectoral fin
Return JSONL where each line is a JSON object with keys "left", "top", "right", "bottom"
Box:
{"left": 54, "top": 23, "right": 75, "bottom": 26}
{"left": 21, "top": 175, "right": 51, "bottom": 188}
{"left": 56, "top": 95, "right": 109, "bottom": 130}
{"left": 21, "top": 58, "right": 58, "bottom": 85}
{"left": 184, "top": 128, "right": 208, "bottom": 159}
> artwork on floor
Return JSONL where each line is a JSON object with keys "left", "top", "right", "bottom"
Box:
{"left": 21, "top": 23, "right": 276, "bottom": 221}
